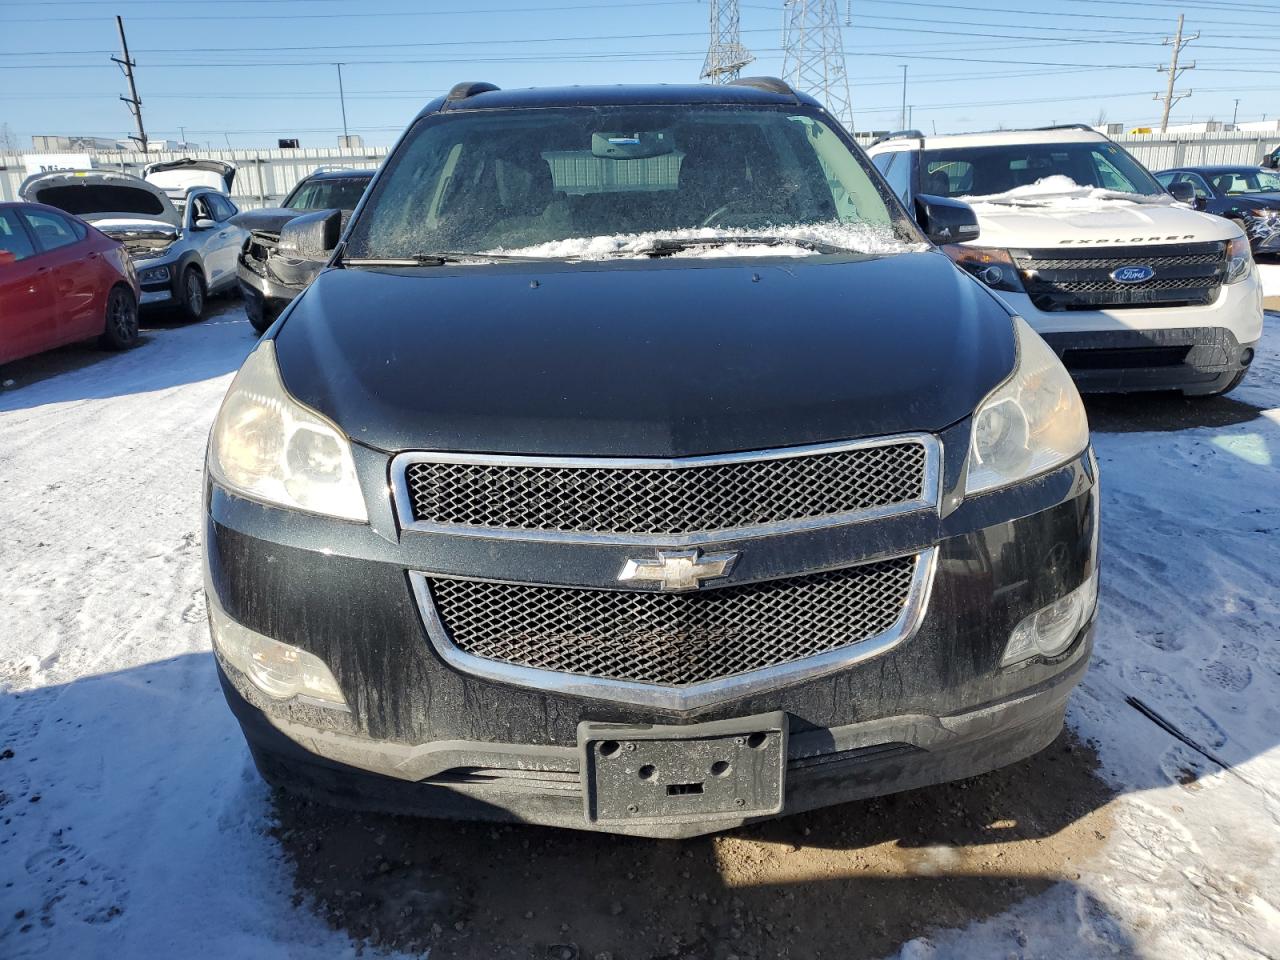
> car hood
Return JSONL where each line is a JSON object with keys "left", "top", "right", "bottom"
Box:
{"left": 1231, "top": 193, "right": 1280, "bottom": 209}
{"left": 962, "top": 197, "right": 1237, "bottom": 248}
{"left": 143, "top": 158, "right": 236, "bottom": 193}
{"left": 229, "top": 206, "right": 301, "bottom": 236}
{"left": 272, "top": 251, "right": 1016, "bottom": 457}
{"left": 19, "top": 170, "right": 181, "bottom": 229}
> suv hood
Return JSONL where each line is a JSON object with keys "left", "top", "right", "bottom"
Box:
{"left": 960, "top": 192, "right": 1236, "bottom": 248}
{"left": 273, "top": 252, "right": 1017, "bottom": 457}
{"left": 143, "top": 158, "right": 236, "bottom": 194}
{"left": 229, "top": 206, "right": 302, "bottom": 237}
{"left": 19, "top": 170, "right": 181, "bottom": 229}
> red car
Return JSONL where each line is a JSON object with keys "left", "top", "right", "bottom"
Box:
{"left": 0, "top": 200, "right": 140, "bottom": 366}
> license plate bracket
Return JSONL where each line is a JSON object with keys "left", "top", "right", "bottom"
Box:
{"left": 579, "top": 713, "right": 787, "bottom": 826}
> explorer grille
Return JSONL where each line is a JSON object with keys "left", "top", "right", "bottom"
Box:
{"left": 421, "top": 555, "right": 919, "bottom": 687}
{"left": 1014, "top": 242, "right": 1226, "bottom": 311}
{"left": 401, "top": 441, "right": 929, "bottom": 536}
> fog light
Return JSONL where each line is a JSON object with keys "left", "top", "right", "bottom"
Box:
{"left": 1002, "top": 571, "right": 1098, "bottom": 667}
{"left": 1241, "top": 347, "right": 1255, "bottom": 366}
{"left": 208, "top": 596, "right": 348, "bottom": 710}
{"left": 139, "top": 265, "right": 171, "bottom": 284}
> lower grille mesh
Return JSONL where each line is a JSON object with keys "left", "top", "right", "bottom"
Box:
{"left": 423, "top": 555, "right": 918, "bottom": 687}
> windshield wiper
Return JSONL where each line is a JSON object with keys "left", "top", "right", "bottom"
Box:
{"left": 637, "top": 235, "right": 856, "bottom": 257}
{"left": 341, "top": 251, "right": 550, "bottom": 267}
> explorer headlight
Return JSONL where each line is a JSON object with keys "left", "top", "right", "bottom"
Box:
{"left": 942, "top": 245, "right": 1025, "bottom": 293}
{"left": 208, "top": 340, "right": 368, "bottom": 521}
{"left": 1225, "top": 235, "right": 1252, "bottom": 284}
{"left": 966, "top": 317, "right": 1089, "bottom": 496}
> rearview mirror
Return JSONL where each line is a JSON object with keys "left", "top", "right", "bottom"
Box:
{"left": 277, "top": 208, "right": 342, "bottom": 263}
{"left": 193, "top": 217, "right": 216, "bottom": 231}
{"left": 913, "top": 194, "right": 980, "bottom": 246}
{"left": 1166, "top": 181, "right": 1196, "bottom": 204}
{"left": 591, "top": 131, "right": 675, "bottom": 159}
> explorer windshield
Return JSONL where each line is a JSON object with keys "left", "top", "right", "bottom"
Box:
{"left": 345, "top": 105, "right": 918, "bottom": 259}
{"left": 921, "top": 141, "right": 1164, "bottom": 198}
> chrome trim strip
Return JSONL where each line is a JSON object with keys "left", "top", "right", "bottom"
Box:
{"left": 390, "top": 434, "right": 941, "bottom": 545}
{"left": 409, "top": 547, "right": 938, "bottom": 712}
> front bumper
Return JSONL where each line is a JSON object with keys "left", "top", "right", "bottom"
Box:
{"left": 135, "top": 257, "right": 182, "bottom": 306}
{"left": 237, "top": 258, "right": 299, "bottom": 317}
{"left": 1002, "top": 271, "right": 1264, "bottom": 394}
{"left": 204, "top": 422, "right": 1099, "bottom": 836}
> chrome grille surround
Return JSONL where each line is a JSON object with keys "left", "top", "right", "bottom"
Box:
{"left": 409, "top": 548, "right": 937, "bottom": 710}
{"left": 391, "top": 435, "right": 939, "bottom": 545}
{"left": 1013, "top": 242, "right": 1227, "bottom": 312}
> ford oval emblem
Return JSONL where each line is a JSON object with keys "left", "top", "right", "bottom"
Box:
{"left": 1110, "top": 264, "right": 1156, "bottom": 284}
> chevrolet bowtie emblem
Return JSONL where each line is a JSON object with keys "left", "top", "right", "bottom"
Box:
{"left": 618, "top": 548, "right": 739, "bottom": 592}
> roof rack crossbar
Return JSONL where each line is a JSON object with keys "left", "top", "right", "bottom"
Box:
{"left": 445, "top": 81, "right": 500, "bottom": 105}
{"left": 727, "top": 76, "right": 796, "bottom": 97}
{"left": 870, "top": 129, "right": 925, "bottom": 146}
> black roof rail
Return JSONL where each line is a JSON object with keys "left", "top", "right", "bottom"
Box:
{"left": 870, "top": 129, "right": 925, "bottom": 146}
{"left": 444, "top": 81, "right": 500, "bottom": 105}
{"left": 1030, "top": 123, "right": 1098, "bottom": 133}
{"left": 727, "top": 76, "right": 795, "bottom": 97}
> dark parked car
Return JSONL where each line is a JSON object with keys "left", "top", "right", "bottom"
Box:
{"left": 203, "top": 80, "right": 1099, "bottom": 838}
{"left": 1156, "top": 164, "right": 1280, "bottom": 255}
{"left": 232, "top": 167, "right": 375, "bottom": 332}
{"left": 1, "top": 201, "right": 139, "bottom": 366}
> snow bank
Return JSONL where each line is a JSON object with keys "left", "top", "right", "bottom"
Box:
{"left": 960, "top": 175, "right": 1179, "bottom": 213}
{"left": 1259, "top": 262, "right": 1280, "bottom": 298}
{"left": 491, "top": 222, "right": 925, "bottom": 261}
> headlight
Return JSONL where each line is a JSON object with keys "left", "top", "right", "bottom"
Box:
{"left": 942, "top": 245, "right": 1025, "bottom": 293}
{"left": 1001, "top": 570, "right": 1098, "bottom": 666}
{"left": 208, "top": 596, "right": 348, "bottom": 710}
{"left": 209, "top": 340, "right": 368, "bottom": 521}
{"left": 139, "top": 265, "right": 171, "bottom": 284}
{"left": 1225, "top": 235, "right": 1253, "bottom": 284}
{"left": 966, "top": 317, "right": 1089, "bottom": 496}
{"left": 1249, "top": 208, "right": 1278, "bottom": 219}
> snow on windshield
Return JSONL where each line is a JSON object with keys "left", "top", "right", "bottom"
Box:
{"left": 489, "top": 222, "right": 926, "bottom": 261}
{"left": 960, "top": 174, "right": 1178, "bottom": 211}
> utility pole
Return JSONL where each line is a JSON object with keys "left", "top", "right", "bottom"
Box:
{"left": 112, "top": 16, "right": 147, "bottom": 154}
{"left": 335, "top": 63, "right": 349, "bottom": 143}
{"left": 1232, "top": 99, "right": 1240, "bottom": 126}
{"left": 701, "top": 0, "right": 753, "bottom": 83}
{"left": 899, "top": 65, "right": 908, "bottom": 130}
{"left": 1155, "top": 14, "right": 1197, "bottom": 133}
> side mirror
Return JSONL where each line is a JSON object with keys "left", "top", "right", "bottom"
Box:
{"left": 193, "top": 217, "right": 216, "bottom": 231}
{"left": 1167, "top": 181, "right": 1196, "bottom": 204}
{"left": 277, "top": 208, "right": 342, "bottom": 263}
{"left": 1265, "top": 152, "right": 1279, "bottom": 170}
{"left": 913, "top": 194, "right": 980, "bottom": 245}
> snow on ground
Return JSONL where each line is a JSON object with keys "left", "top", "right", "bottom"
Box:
{"left": 1259, "top": 262, "right": 1280, "bottom": 299}
{"left": 1, "top": 298, "right": 1279, "bottom": 958}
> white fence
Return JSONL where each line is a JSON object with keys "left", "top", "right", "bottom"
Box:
{"left": 0, "top": 146, "right": 389, "bottom": 209}
{"left": 2, "top": 131, "right": 1276, "bottom": 209}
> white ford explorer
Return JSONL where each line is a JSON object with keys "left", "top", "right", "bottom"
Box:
{"left": 868, "top": 126, "right": 1263, "bottom": 395}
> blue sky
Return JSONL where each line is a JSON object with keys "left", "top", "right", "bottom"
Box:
{"left": 1, "top": 0, "right": 1278, "bottom": 148}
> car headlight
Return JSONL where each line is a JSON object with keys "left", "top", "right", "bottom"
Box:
{"left": 1001, "top": 569, "right": 1098, "bottom": 666}
{"left": 208, "top": 596, "right": 348, "bottom": 710}
{"left": 1225, "top": 235, "right": 1253, "bottom": 284}
{"left": 966, "top": 316, "right": 1089, "bottom": 496}
{"left": 208, "top": 340, "right": 368, "bottom": 522}
{"left": 139, "top": 265, "right": 171, "bottom": 284}
{"left": 942, "top": 245, "right": 1025, "bottom": 293}
{"left": 1248, "top": 208, "right": 1278, "bottom": 219}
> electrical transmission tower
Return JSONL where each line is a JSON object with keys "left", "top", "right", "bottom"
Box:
{"left": 1154, "top": 13, "right": 1197, "bottom": 133}
{"left": 701, "top": 0, "right": 754, "bottom": 84}
{"left": 781, "top": 0, "right": 853, "bottom": 129}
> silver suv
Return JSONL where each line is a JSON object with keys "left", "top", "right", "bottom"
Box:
{"left": 20, "top": 160, "right": 246, "bottom": 321}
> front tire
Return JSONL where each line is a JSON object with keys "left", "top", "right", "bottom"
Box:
{"left": 178, "top": 266, "right": 207, "bottom": 322}
{"left": 99, "top": 286, "right": 139, "bottom": 350}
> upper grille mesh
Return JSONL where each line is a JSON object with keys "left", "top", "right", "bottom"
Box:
{"left": 403, "top": 442, "right": 928, "bottom": 535}
{"left": 424, "top": 555, "right": 918, "bottom": 687}
{"left": 1014, "top": 242, "right": 1226, "bottom": 311}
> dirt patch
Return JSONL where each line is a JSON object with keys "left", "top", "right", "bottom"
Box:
{"left": 271, "top": 729, "right": 1115, "bottom": 959}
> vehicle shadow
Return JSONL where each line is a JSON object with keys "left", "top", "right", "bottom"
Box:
{"left": 1084, "top": 390, "right": 1266, "bottom": 433}
{"left": 268, "top": 727, "right": 1126, "bottom": 959}
{"left": 0, "top": 301, "right": 254, "bottom": 413}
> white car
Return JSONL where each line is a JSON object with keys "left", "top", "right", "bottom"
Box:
{"left": 868, "top": 126, "right": 1264, "bottom": 395}
{"left": 19, "top": 160, "right": 245, "bottom": 321}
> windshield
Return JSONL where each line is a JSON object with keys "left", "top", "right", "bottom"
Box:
{"left": 920, "top": 141, "right": 1164, "bottom": 198}
{"left": 285, "top": 176, "right": 372, "bottom": 211}
{"left": 1206, "top": 169, "right": 1280, "bottom": 195}
{"left": 345, "top": 105, "right": 918, "bottom": 259}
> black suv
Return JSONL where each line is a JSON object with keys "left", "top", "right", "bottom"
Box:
{"left": 203, "top": 80, "right": 1099, "bottom": 838}
{"left": 233, "top": 167, "right": 375, "bottom": 331}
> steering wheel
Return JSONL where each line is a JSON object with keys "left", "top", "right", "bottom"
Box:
{"left": 700, "top": 199, "right": 759, "bottom": 228}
